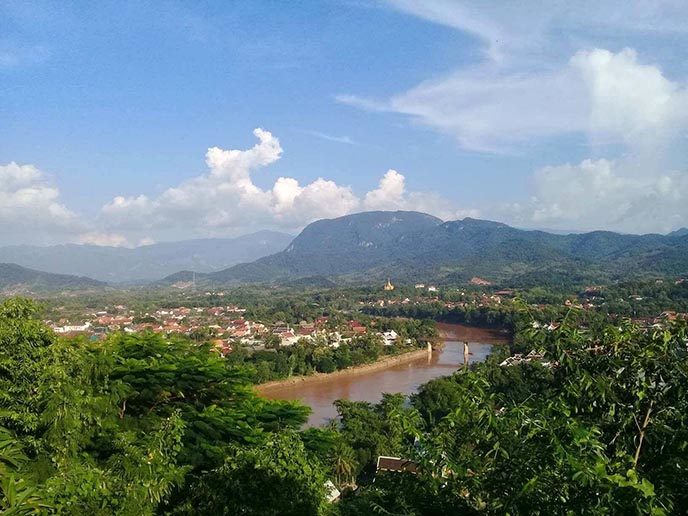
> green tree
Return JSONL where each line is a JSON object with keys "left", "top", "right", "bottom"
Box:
{"left": 0, "top": 298, "right": 314, "bottom": 514}
{"left": 0, "top": 298, "right": 55, "bottom": 441}
{"left": 265, "top": 333, "right": 282, "bottom": 350}
{"left": 0, "top": 425, "right": 49, "bottom": 515}
{"left": 173, "top": 431, "right": 330, "bottom": 516}
{"left": 330, "top": 440, "right": 356, "bottom": 487}
{"left": 343, "top": 319, "right": 688, "bottom": 515}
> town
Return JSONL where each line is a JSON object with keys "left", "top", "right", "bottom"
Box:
{"left": 44, "top": 292, "right": 414, "bottom": 358}
{"left": 42, "top": 277, "right": 688, "bottom": 350}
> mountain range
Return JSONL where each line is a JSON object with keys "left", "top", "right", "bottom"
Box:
{"left": 0, "top": 231, "right": 293, "bottom": 283}
{"left": 2, "top": 211, "right": 688, "bottom": 292}
{"left": 163, "top": 211, "right": 688, "bottom": 287}
{"left": 0, "top": 263, "right": 105, "bottom": 294}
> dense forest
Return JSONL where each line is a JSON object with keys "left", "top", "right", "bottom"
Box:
{"left": 1, "top": 297, "right": 687, "bottom": 514}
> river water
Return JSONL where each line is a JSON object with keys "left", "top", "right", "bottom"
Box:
{"left": 261, "top": 323, "right": 510, "bottom": 427}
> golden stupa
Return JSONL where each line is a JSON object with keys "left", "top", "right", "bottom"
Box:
{"left": 384, "top": 279, "right": 395, "bottom": 291}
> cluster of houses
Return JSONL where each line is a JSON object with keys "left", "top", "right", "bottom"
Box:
{"left": 47, "top": 305, "right": 250, "bottom": 339}
{"left": 45, "top": 303, "right": 405, "bottom": 356}
{"left": 631, "top": 310, "right": 688, "bottom": 329}
{"left": 369, "top": 283, "right": 634, "bottom": 313}
{"left": 366, "top": 289, "right": 516, "bottom": 310}
{"left": 499, "top": 350, "right": 554, "bottom": 368}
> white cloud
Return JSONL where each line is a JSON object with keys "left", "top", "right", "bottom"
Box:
{"left": 331, "top": 2, "right": 688, "bottom": 234}
{"left": 274, "top": 178, "right": 360, "bottom": 226}
{"left": 304, "top": 130, "right": 360, "bottom": 146}
{"left": 339, "top": 19, "right": 688, "bottom": 233}
{"left": 101, "top": 128, "right": 281, "bottom": 231}
{"left": 340, "top": 48, "right": 688, "bottom": 152}
{"left": 0, "top": 162, "right": 42, "bottom": 188}
{"left": 363, "top": 169, "right": 477, "bottom": 220}
{"left": 343, "top": 1, "right": 688, "bottom": 156}
{"left": 383, "top": 0, "right": 514, "bottom": 61}
{"left": 364, "top": 169, "right": 406, "bottom": 210}
{"left": 497, "top": 158, "right": 688, "bottom": 234}
{"left": 76, "top": 232, "right": 130, "bottom": 247}
{"left": 572, "top": 48, "right": 688, "bottom": 148}
{"left": 384, "top": 1, "right": 688, "bottom": 63}
{"left": 2, "top": 130, "right": 475, "bottom": 245}
{"left": 100, "top": 128, "right": 456, "bottom": 237}
{"left": 0, "top": 162, "right": 84, "bottom": 242}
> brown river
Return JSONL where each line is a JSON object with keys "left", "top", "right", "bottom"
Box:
{"left": 260, "top": 323, "right": 511, "bottom": 427}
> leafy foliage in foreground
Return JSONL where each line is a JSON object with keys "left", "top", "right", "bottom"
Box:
{"left": 343, "top": 320, "right": 688, "bottom": 515}
{"left": 172, "top": 431, "right": 329, "bottom": 516}
{"left": 0, "top": 298, "right": 314, "bottom": 515}
{"left": 2, "top": 296, "right": 688, "bottom": 514}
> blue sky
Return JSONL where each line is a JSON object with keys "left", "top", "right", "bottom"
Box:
{"left": 2, "top": 1, "right": 688, "bottom": 245}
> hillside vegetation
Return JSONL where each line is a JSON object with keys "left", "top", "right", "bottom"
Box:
{"left": 164, "top": 211, "right": 688, "bottom": 287}
{"left": 0, "top": 263, "right": 105, "bottom": 294}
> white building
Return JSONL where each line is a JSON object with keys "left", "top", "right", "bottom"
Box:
{"left": 380, "top": 330, "right": 399, "bottom": 346}
{"left": 53, "top": 322, "right": 92, "bottom": 333}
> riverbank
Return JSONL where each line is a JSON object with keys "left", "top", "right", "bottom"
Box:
{"left": 255, "top": 346, "right": 431, "bottom": 394}
{"left": 260, "top": 323, "right": 505, "bottom": 426}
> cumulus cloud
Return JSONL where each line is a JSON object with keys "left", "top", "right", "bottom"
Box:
{"left": 0, "top": 162, "right": 84, "bottom": 242}
{"left": 100, "top": 129, "right": 458, "bottom": 237}
{"left": 465, "top": 49, "right": 688, "bottom": 233}
{"left": 3, "top": 130, "right": 474, "bottom": 245}
{"left": 573, "top": 49, "right": 688, "bottom": 148}
{"left": 363, "top": 169, "right": 476, "bottom": 220}
{"left": 343, "top": 2, "right": 688, "bottom": 156}
{"left": 102, "top": 128, "right": 281, "bottom": 231}
{"left": 340, "top": 5, "right": 688, "bottom": 233}
{"left": 364, "top": 170, "right": 406, "bottom": 210}
{"left": 494, "top": 158, "right": 688, "bottom": 234}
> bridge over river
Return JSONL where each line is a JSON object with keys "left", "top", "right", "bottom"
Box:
{"left": 259, "top": 323, "right": 511, "bottom": 427}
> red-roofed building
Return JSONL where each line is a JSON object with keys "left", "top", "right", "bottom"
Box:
{"left": 213, "top": 339, "right": 233, "bottom": 356}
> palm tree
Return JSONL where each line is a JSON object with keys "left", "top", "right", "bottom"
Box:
{"left": 330, "top": 440, "right": 357, "bottom": 487}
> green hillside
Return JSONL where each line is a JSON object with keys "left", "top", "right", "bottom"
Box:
{"left": 0, "top": 263, "right": 106, "bottom": 294}
{"left": 162, "top": 211, "right": 688, "bottom": 287}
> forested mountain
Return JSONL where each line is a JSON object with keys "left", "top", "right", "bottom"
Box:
{"left": 0, "top": 263, "right": 105, "bottom": 293}
{"left": 0, "top": 231, "right": 293, "bottom": 283}
{"left": 164, "top": 211, "right": 688, "bottom": 287}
